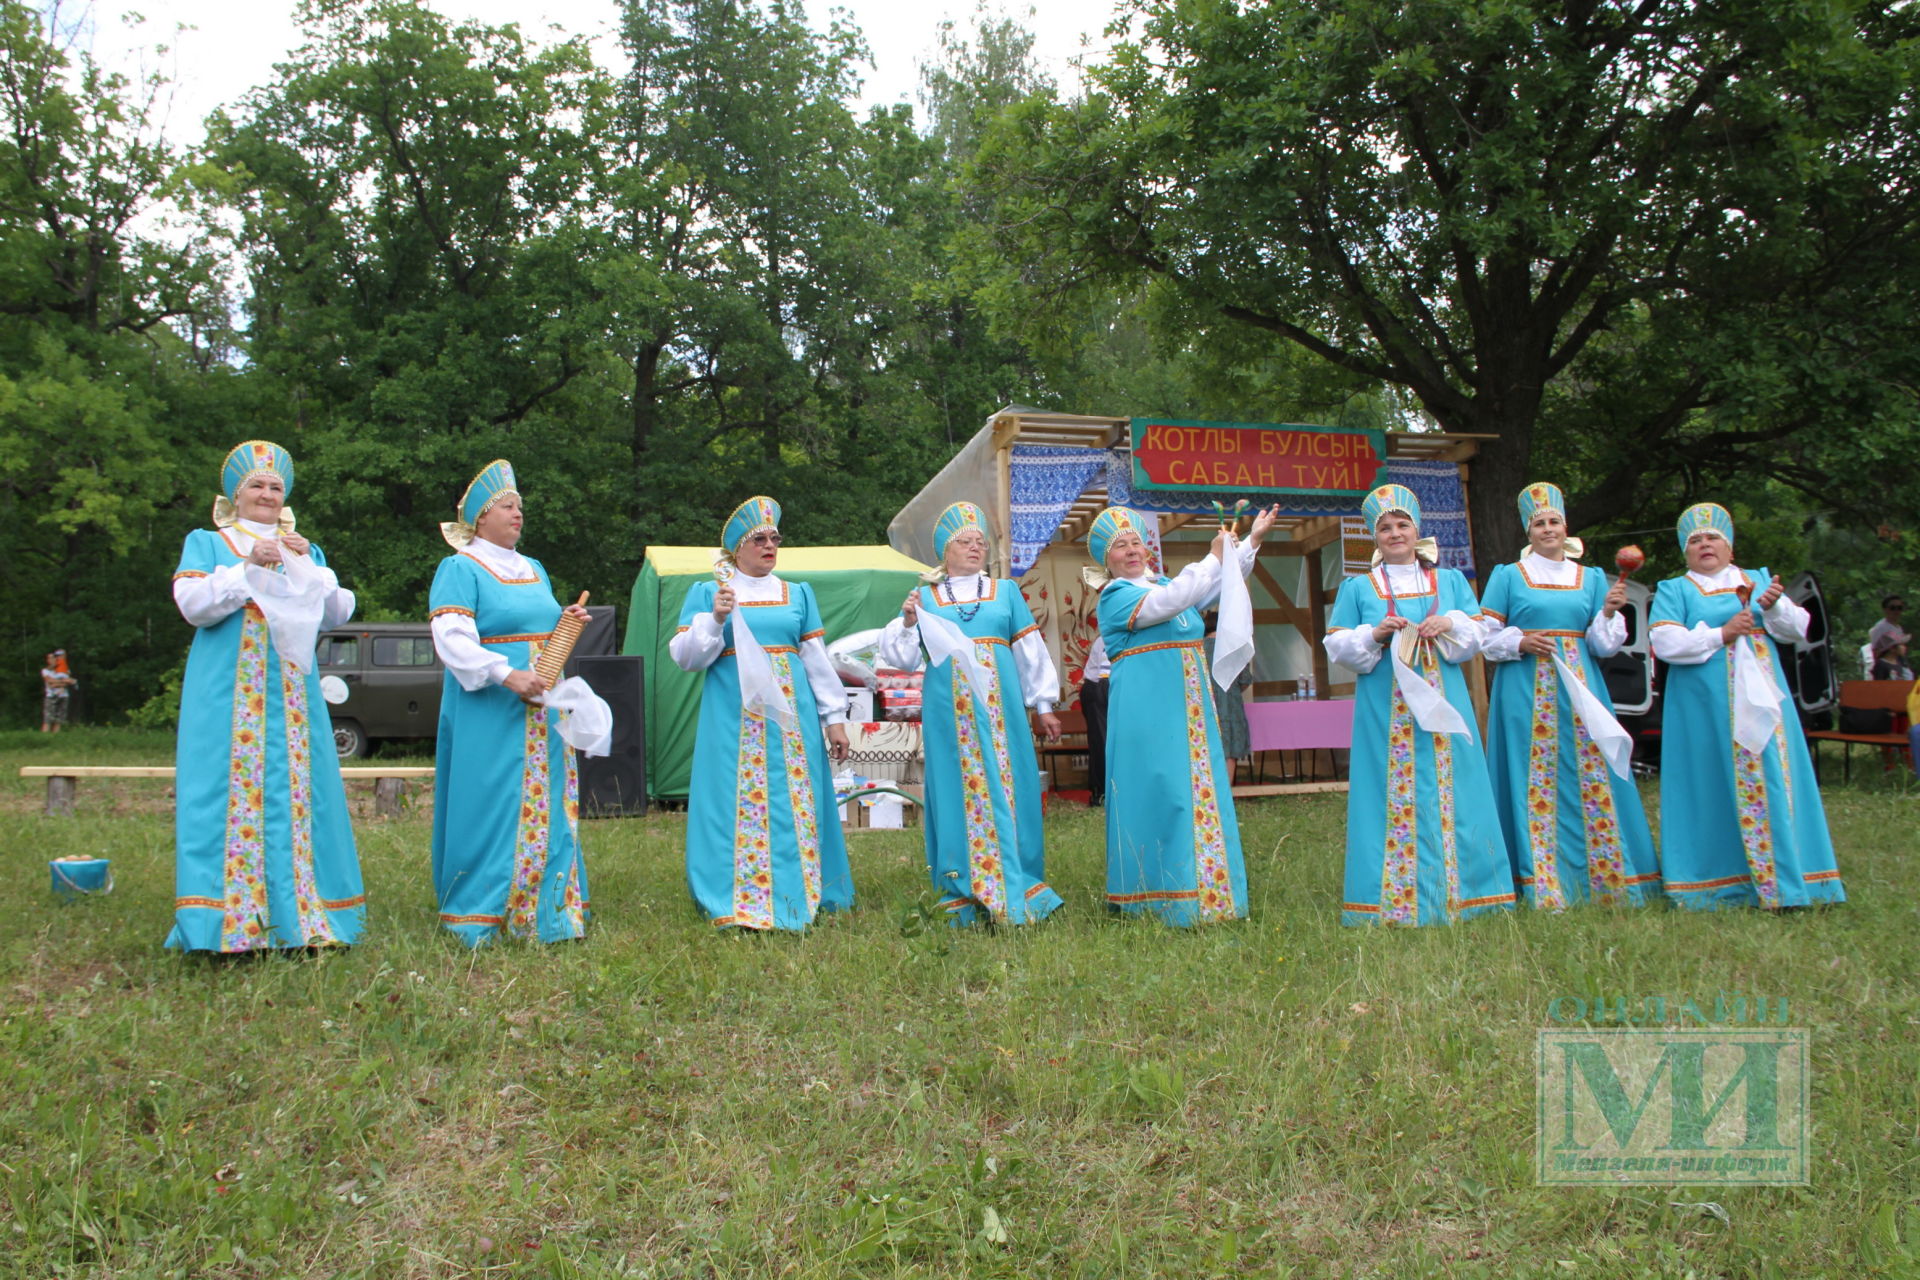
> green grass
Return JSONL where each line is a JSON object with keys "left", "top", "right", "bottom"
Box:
{"left": 2, "top": 734, "right": 1917, "bottom": 1278}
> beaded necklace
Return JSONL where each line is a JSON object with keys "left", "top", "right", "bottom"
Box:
{"left": 943, "top": 573, "right": 989, "bottom": 623}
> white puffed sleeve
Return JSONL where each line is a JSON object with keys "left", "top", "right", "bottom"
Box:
{"left": 799, "top": 637, "right": 848, "bottom": 725}
{"left": 315, "top": 564, "right": 356, "bottom": 629}
{"left": 1586, "top": 609, "right": 1627, "bottom": 658}
{"left": 173, "top": 563, "right": 251, "bottom": 628}
{"left": 1324, "top": 626, "right": 1385, "bottom": 675}
{"left": 1650, "top": 621, "right": 1725, "bottom": 666}
{"left": 1013, "top": 629, "right": 1059, "bottom": 712}
{"left": 431, "top": 612, "right": 511, "bottom": 692}
{"left": 877, "top": 617, "right": 924, "bottom": 671}
{"left": 1128, "top": 556, "right": 1224, "bottom": 628}
{"left": 1763, "top": 594, "right": 1810, "bottom": 643}
{"left": 668, "top": 613, "right": 726, "bottom": 673}
{"left": 1480, "top": 624, "right": 1525, "bottom": 663}
{"left": 1435, "top": 611, "right": 1484, "bottom": 661}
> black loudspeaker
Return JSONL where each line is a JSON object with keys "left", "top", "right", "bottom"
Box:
{"left": 574, "top": 654, "right": 647, "bottom": 817}
{"left": 562, "top": 606, "right": 619, "bottom": 676}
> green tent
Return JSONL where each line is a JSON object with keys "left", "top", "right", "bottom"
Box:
{"left": 624, "top": 545, "right": 933, "bottom": 801}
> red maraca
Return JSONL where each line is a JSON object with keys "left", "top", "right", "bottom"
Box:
{"left": 1613, "top": 544, "right": 1645, "bottom": 587}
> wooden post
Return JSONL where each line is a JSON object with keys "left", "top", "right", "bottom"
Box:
{"left": 374, "top": 776, "right": 407, "bottom": 818}
{"left": 1306, "top": 543, "right": 1330, "bottom": 699}
{"left": 45, "top": 775, "right": 75, "bottom": 817}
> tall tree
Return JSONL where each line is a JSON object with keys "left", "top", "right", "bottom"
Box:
{"left": 211, "top": 0, "right": 621, "bottom": 613}
{"left": 970, "top": 0, "right": 1920, "bottom": 572}
{"left": 0, "top": 0, "right": 237, "bottom": 721}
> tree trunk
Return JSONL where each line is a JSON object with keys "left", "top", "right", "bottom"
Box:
{"left": 1461, "top": 426, "right": 1533, "bottom": 586}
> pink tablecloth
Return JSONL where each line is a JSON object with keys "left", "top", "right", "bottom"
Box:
{"left": 1245, "top": 699, "right": 1355, "bottom": 752}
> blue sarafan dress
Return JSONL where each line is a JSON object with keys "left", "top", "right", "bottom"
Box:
{"left": 893, "top": 578, "right": 1063, "bottom": 925}
{"left": 675, "top": 576, "right": 854, "bottom": 930}
{"left": 1097, "top": 571, "right": 1249, "bottom": 925}
{"left": 1480, "top": 558, "right": 1661, "bottom": 908}
{"left": 169, "top": 527, "right": 366, "bottom": 951}
{"left": 1649, "top": 567, "right": 1846, "bottom": 910}
{"left": 428, "top": 550, "right": 587, "bottom": 945}
{"left": 1325, "top": 565, "right": 1515, "bottom": 926}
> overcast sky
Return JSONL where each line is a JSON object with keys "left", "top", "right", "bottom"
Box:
{"left": 73, "top": 0, "right": 1123, "bottom": 145}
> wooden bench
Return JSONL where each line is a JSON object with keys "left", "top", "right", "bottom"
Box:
{"left": 1806, "top": 680, "right": 1912, "bottom": 782}
{"left": 20, "top": 765, "right": 437, "bottom": 817}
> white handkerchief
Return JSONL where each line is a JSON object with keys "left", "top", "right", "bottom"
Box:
{"left": 1212, "top": 535, "right": 1254, "bottom": 692}
{"left": 1391, "top": 629, "right": 1473, "bottom": 738}
{"left": 1551, "top": 654, "right": 1634, "bottom": 780}
{"left": 729, "top": 603, "right": 798, "bottom": 732}
{"left": 915, "top": 609, "right": 997, "bottom": 703}
{"left": 1731, "top": 637, "right": 1785, "bottom": 754}
{"left": 244, "top": 549, "right": 329, "bottom": 675}
{"left": 540, "top": 675, "right": 613, "bottom": 758}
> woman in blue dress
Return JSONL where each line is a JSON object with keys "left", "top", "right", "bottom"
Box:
{"left": 878, "top": 502, "right": 1063, "bottom": 925}
{"left": 1093, "top": 503, "right": 1278, "bottom": 926}
{"left": 1648, "top": 504, "right": 1846, "bottom": 910}
{"left": 1323, "top": 484, "right": 1513, "bottom": 926}
{"left": 168, "top": 441, "right": 365, "bottom": 952}
{"left": 428, "top": 460, "right": 594, "bottom": 945}
{"left": 1480, "top": 482, "right": 1661, "bottom": 909}
{"left": 670, "top": 497, "right": 854, "bottom": 931}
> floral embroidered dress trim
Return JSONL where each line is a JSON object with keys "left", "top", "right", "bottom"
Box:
{"left": 1753, "top": 638, "right": 1796, "bottom": 825}
{"left": 728, "top": 688, "right": 776, "bottom": 930}
{"left": 1180, "top": 647, "right": 1236, "bottom": 921}
{"left": 949, "top": 650, "right": 1009, "bottom": 919}
{"left": 279, "top": 658, "right": 334, "bottom": 943}
{"left": 1431, "top": 643, "right": 1462, "bottom": 918}
{"left": 1380, "top": 675, "right": 1420, "bottom": 925}
{"left": 1726, "top": 645, "right": 1782, "bottom": 907}
{"left": 459, "top": 549, "right": 539, "bottom": 585}
{"left": 773, "top": 654, "right": 824, "bottom": 918}
{"left": 1555, "top": 640, "right": 1631, "bottom": 902}
{"left": 559, "top": 733, "right": 585, "bottom": 933}
{"left": 222, "top": 606, "right": 272, "bottom": 951}
{"left": 505, "top": 638, "right": 554, "bottom": 937}
{"left": 1525, "top": 648, "right": 1568, "bottom": 910}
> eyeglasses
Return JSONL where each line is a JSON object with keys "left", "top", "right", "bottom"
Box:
{"left": 747, "top": 532, "right": 783, "bottom": 547}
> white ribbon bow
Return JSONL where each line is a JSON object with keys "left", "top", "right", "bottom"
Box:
{"left": 1212, "top": 533, "right": 1255, "bottom": 692}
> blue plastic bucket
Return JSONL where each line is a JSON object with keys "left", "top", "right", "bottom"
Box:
{"left": 50, "top": 858, "right": 112, "bottom": 901}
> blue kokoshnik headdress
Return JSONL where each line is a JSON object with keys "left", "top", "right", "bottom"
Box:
{"left": 1088, "top": 506, "right": 1150, "bottom": 568}
{"left": 934, "top": 502, "right": 989, "bottom": 560}
{"left": 213, "top": 440, "right": 297, "bottom": 534}
{"left": 722, "top": 496, "right": 782, "bottom": 556}
{"left": 441, "top": 460, "right": 519, "bottom": 549}
{"left": 1517, "top": 480, "right": 1583, "bottom": 559}
{"left": 1676, "top": 502, "right": 1735, "bottom": 549}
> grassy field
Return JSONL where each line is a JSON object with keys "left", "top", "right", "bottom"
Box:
{"left": 2, "top": 728, "right": 1917, "bottom": 1278}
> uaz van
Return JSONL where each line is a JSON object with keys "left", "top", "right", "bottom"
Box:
{"left": 316, "top": 623, "right": 444, "bottom": 758}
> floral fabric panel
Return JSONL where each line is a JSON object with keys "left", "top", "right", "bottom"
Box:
{"left": 560, "top": 737, "right": 585, "bottom": 930}
{"left": 1431, "top": 650, "right": 1461, "bottom": 917}
{"left": 1727, "top": 643, "right": 1782, "bottom": 907}
{"left": 1525, "top": 651, "right": 1568, "bottom": 909}
{"left": 1380, "top": 678, "right": 1420, "bottom": 926}
{"left": 773, "top": 654, "right": 824, "bottom": 919}
{"left": 949, "top": 653, "right": 1009, "bottom": 918}
{"left": 506, "top": 697, "right": 554, "bottom": 939}
{"left": 222, "top": 606, "right": 272, "bottom": 950}
{"left": 729, "top": 692, "right": 777, "bottom": 930}
{"left": 278, "top": 659, "right": 335, "bottom": 943}
{"left": 1555, "top": 640, "right": 1631, "bottom": 902}
{"left": 1180, "top": 647, "right": 1236, "bottom": 921}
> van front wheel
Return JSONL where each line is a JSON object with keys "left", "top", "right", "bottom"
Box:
{"left": 333, "top": 718, "right": 368, "bottom": 760}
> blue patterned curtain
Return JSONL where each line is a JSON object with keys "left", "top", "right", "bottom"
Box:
{"left": 1009, "top": 445, "right": 1109, "bottom": 576}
